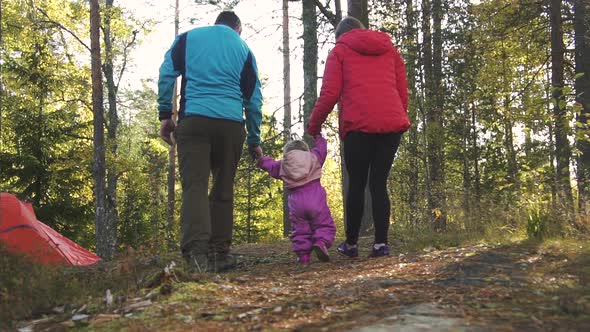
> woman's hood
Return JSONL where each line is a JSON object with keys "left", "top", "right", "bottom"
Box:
{"left": 337, "top": 29, "right": 394, "bottom": 56}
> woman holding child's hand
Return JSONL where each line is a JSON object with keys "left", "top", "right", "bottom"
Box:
{"left": 307, "top": 17, "right": 410, "bottom": 258}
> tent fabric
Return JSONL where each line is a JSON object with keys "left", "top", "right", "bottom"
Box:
{"left": 0, "top": 193, "right": 100, "bottom": 266}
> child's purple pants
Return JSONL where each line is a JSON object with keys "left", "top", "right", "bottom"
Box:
{"left": 288, "top": 180, "right": 336, "bottom": 255}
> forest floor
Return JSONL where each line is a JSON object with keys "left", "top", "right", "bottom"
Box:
{"left": 11, "top": 237, "right": 590, "bottom": 332}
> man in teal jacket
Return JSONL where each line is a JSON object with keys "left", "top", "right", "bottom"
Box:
{"left": 158, "top": 11, "right": 263, "bottom": 273}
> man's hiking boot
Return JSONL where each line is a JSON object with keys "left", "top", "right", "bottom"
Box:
{"left": 337, "top": 241, "right": 358, "bottom": 258}
{"left": 368, "top": 244, "right": 390, "bottom": 258}
{"left": 186, "top": 252, "right": 209, "bottom": 273}
{"left": 209, "top": 252, "right": 237, "bottom": 273}
{"left": 312, "top": 242, "right": 330, "bottom": 262}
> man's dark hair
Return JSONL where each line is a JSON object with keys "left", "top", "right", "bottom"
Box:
{"left": 214, "top": 11, "right": 241, "bottom": 30}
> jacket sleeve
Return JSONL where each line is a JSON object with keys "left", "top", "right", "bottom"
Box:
{"left": 393, "top": 47, "right": 409, "bottom": 112}
{"left": 157, "top": 34, "right": 185, "bottom": 120}
{"left": 257, "top": 156, "right": 282, "bottom": 179}
{"left": 307, "top": 49, "right": 342, "bottom": 136}
{"left": 310, "top": 135, "right": 328, "bottom": 166}
{"left": 240, "top": 50, "right": 263, "bottom": 146}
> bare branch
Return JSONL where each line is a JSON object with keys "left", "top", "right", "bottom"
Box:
{"left": 115, "top": 29, "right": 139, "bottom": 92}
{"left": 312, "top": 0, "right": 338, "bottom": 28}
{"left": 35, "top": 8, "right": 91, "bottom": 52}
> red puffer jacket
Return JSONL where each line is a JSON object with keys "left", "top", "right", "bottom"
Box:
{"left": 307, "top": 29, "right": 410, "bottom": 139}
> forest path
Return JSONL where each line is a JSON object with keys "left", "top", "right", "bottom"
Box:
{"left": 16, "top": 239, "right": 590, "bottom": 331}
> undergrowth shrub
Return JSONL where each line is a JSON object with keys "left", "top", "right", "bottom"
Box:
{"left": 0, "top": 244, "right": 176, "bottom": 329}
{"left": 526, "top": 204, "right": 550, "bottom": 239}
{"left": 0, "top": 245, "right": 83, "bottom": 329}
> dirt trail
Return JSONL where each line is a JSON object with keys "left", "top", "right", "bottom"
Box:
{"left": 16, "top": 240, "right": 590, "bottom": 331}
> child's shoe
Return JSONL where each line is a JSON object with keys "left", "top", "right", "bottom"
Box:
{"left": 312, "top": 242, "right": 330, "bottom": 262}
{"left": 297, "top": 253, "right": 311, "bottom": 265}
{"left": 337, "top": 241, "right": 358, "bottom": 258}
{"left": 368, "top": 243, "right": 390, "bottom": 258}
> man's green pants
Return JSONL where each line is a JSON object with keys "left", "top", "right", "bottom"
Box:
{"left": 175, "top": 115, "right": 245, "bottom": 257}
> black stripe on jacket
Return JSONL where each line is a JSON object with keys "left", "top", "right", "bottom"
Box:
{"left": 240, "top": 52, "right": 256, "bottom": 101}
{"left": 171, "top": 33, "right": 187, "bottom": 119}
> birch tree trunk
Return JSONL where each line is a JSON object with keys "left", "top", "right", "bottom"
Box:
{"left": 282, "top": 0, "right": 292, "bottom": 237}
{"left": 545, "top": 60, "right": 558, "bottom": 209}
{"left": 167, "top": 0, "right": 180, "bottom": 249}
{"left": 90, "top": 0, "right": 110, "bottom": 259}
{"left": 422, "top": 0, "right": 444, "bottom": 229}
{"left": 575, "top": 0, "right": 590, "bottom": 217}
{"left": 428, "top": 0, "right": 446, "bottom": 230}
{"left": 501, "top": 44, "right": 520, "bottom": 198}
{"left": 103, "top": 0, "right": 118, "bottom": 257}
{"left": 550, "top": 0, "right": 574, "bottom": 217}
{"left": 462, "top": 97, "right": 471, "bottom": 220}
{"left": 471, "top": 101, "right": 481, "bottom": 213}
{"left": 302, "top": 0, "right": 318, "bottom": 144}
{"left": 405, "top": 0, "right": 420, "bottom": 224}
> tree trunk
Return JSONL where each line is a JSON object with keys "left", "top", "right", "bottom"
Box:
{"left": 462, "top": 98, "right": 471, "bottom": 220}
{"left": 405, "top": 0, "right": 420, "bottom": 224}
{"left": 282, "top": 0, "right": 292, "bottom": 237}
{"left": 431, "top": 0, "right": 445, "bottom": 229}
{"left": 575, "top": 0, "right": 590, "bottom": 216}
{"left": 302, "top": 0, "right": 318, "bottom": 143}
{"left": 471, "top": 102, "right": 480, "bottom": 212}
{"left": 90, "top": 0, "right": 110, "bottom": 259}
{"left": 501, "top": 44, "right": 520, "bottom": 198}
{"left": 247, "top": 164, "right": 252, "bottom": 243}
{"left": 503, "top": 97, "right": 520, "bottom": 195}
{"left": 335, "top": 0, "right": 342, "bottom": 23}
{"left": 103, "top": 0, "right": 118, "bottom": 256}
{"left": 423, "top": 0, "right": 446, "bottom": 229}
{"left": 545, "top": 58, "right": 558, "bottom": 209}
{"left": 422, "top": 0, "right": 433, "bottom": 215}
{"left": 347, "top": 0, "right": 368, "bottom": 27}
{"left": 167, "top": 0, "right": 180, "bottom": 249}
{"left": 550, "top": 0, "right": 574, "bottom": 216}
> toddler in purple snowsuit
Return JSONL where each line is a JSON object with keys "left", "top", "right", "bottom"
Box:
{"left": 257, "top": 135, "right": 336, "bottom": 265}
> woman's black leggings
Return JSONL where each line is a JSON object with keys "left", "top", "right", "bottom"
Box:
{"left": 343, "top": 131, "right": 402, "bottom": 245}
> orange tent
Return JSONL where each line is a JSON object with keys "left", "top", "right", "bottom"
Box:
{"left": 0, "top": 193, "right": 100, "bottom": 266}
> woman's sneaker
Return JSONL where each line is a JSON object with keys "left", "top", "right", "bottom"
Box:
{"left": 312, "top": 242, "right": 330, "bottom": 262}
{"left": 368, "top": 244, "right": 390, "bottom": 258}
{"left": 337, "top": 241, "right": 358, "bottom": 258}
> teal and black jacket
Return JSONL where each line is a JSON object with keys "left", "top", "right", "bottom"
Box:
{"left": 157, "top": 25, "right": 263, "bottom": 146}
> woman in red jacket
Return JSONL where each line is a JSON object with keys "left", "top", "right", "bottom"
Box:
{"left": 307, "top": 17, "right": 410, "bottom": 258}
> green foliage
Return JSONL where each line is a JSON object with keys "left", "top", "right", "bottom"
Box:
{"left": 0, "top": 245, "right": 105, "bottom": 330}
{"left": 234, "top": 114, "right": 285, "bottom": 243}
{"left": 1, "top": 0, "right": 95, "bottom": 247}
{"left": 526, "top": 204, "right": 550, "bottom": 240}
{"left": 1, "top": 0, "right": 159, "bottom": 251}
{"left": 372, "top": 0, "right": 587, "bottom": 233}
{"left": 116, "top": 84, "right": 171, "bottom": 249}
{"left": 0, "top": 243, "right": 184, "bottom": 329}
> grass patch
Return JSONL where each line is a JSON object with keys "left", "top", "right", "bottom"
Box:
{"left": 0, "top": 246, "right": 93, "bottom": 329}
{"left": 0, "top": 244, "right": 181, "bottom": 330}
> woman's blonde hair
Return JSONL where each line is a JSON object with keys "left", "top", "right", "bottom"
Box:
{"left": 335, "top": 16, "right": 365, "bottom": 39}
{"left": 284, "top": 140, "right": 309, "bottom": 154}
